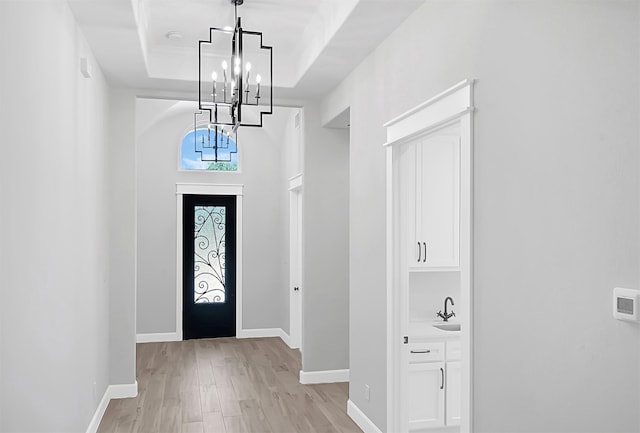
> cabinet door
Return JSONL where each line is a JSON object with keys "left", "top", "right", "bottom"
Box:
{"left": 446, "top": 361, "right": 462, "bottom": 426}
{"left": 407, "top": 361, "right": 445, "bottom": 430}
{"left": 398, "top": 143, "right": 419, "bottom": 267}
{"left": 414, "top": 135, "right": 460, "bottom": 269}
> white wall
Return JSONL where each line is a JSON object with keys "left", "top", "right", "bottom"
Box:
{"left": 323, "top": 1, "right": 640, "bottom": 431}
{"left": 135, "top": 100, "right": 298, "bottom": 335}
{"left": 0, "top": 0, "right": 113, "bottom": 430}
{"left": 301, "top": 102, "right": 350, "bottom": 372}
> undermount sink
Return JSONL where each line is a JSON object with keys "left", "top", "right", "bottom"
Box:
{"left": 432, "top": 322, "right": 461, "bottom": 332}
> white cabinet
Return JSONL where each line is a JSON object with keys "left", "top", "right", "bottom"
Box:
{"left": 408, "top": 360, "right": 445, "bottom": 430}
{"left": 405, "top": 340, "right": 460, "bottom": 431}
{"left": 446, "top": 361, "right": 461, "bottom": 427}
{"left": 408, "top": 134, "right": 460, "bottom": 270}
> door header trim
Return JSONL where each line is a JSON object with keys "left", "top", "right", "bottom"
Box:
{"left": 176, "top": 183, "right": 244, "bottom": 196}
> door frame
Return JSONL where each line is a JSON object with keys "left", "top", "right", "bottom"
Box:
{"left": 384, "top": 79, "right": 474, "bottom": 432}
{"left": 176, "top": 183, "right": 243, "bottom": 341}
{"left": 288, "top": 173, "right": 303, "bottom": 350}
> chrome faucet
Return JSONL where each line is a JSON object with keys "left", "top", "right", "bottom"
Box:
{"left": 436, "top": 297, "right": 455, "bottom": 322}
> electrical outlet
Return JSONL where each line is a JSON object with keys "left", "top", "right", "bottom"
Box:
{"left": 364, "top": 384, "right": 370, "bottom": 401}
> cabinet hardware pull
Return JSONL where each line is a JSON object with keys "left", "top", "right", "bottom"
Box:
{"left": 440, "top": 367, "right": 444, "bottom": 390}
{"left": 417, "top": 242, "right": 421, "bottom": 262}
{"left": 423, "top": 242, "right": 427, "bottom": 262}
{"left": 410, "top": 350, "right": 431, "bottom": 354}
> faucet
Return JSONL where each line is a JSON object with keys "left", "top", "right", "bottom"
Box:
{"left": 436, "top": 297, "right": 455, "bottom": 322}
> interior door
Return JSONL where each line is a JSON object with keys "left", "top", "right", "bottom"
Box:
{"left": 183, "top": 194, "right": 236, "bottom": 339}
{"left": 289, "top": 188, "right": 302, "bottom": 349}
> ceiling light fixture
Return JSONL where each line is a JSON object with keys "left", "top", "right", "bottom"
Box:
{"left": 194, "top": 0, "right": 273, "bottom": 162}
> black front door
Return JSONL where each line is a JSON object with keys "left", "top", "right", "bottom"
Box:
{"left": 183, "top": 194, "right": 236, "bottom": 339}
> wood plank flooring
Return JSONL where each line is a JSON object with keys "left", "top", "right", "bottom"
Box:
{"left": 97, "top": 338, "right": 363, "bottom": 433}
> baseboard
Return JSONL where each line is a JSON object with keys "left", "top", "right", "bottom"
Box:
{"left": 300, "top": 368, "right": 349, "bottom": 384}
{"left": 137, "top": 328, "right": 289, "bottom": 344}
{"left": 236, "top": 328, "right": 282, "bottom": 339}
{"left": 86, "top": 386, "right": 111, "bottom": 433}
{"left": 136, "top": 332, "right": 181, "bottom": 343}
{"left": 108, "top": 381, "right": 138, "bottom": 399}
{"left": 347, "top": 399, "right": 383, "bottom": 433}
{"left": 86, "top": 381, "right": 138, "bottom": 433}
{"left": 278, "top": 328, "right": 298, "bottom": 349}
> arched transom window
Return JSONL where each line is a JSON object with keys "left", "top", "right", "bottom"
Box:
{"left": 180, "top": 128, "right": 238, "bottom": 171}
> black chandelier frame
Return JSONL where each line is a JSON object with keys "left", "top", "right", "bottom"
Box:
{"left": 193, "top": 111, "right": 238, "bottom": 163}
{"left": 197, "top": 3, "right": 273, "bottom": 135}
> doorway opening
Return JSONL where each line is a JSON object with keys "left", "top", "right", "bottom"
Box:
{"left": 176, "top": 183, "right": 244, "bottom": 341}
{"left": 289, "top": 175, "right": 303, "bottom": 349}
{"left": 385, "top": 80, "right": 474, "bottom": 432}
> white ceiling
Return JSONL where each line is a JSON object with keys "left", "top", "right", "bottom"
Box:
{"left": 67, "top": 0, "right": 425, "bottom": 102}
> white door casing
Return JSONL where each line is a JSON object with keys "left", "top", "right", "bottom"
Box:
{"left": 176, "top": 183, "right": 244, "bottom": 340}
{"left": 289, "top": 174, "right": 303, "bottom": 350}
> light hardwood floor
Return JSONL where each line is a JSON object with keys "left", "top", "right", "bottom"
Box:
{"left": 97, "top": 338, "right": 363, "bottom": 433}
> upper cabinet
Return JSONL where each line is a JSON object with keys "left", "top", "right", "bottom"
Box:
{"left": 409, "top": 133, "right": 460, "bottom": 270}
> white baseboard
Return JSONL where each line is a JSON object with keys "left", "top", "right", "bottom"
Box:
{"left": 86, "top": 381, "right": 138, "bottom": 433}
{"left": 109, "top": 382, "right": 138, "bottom": 399}
{"left": 347, "top": 399, "right": 383, "bottom": 433}
{"left": 278, "top": 328, "right": 298, "bottom": 349}
{"left": 136, "top": 332, "right": 181, "bottom": 343}
{"left": 86, "top": 386, "right": 111, "bottom": 433}
{"left": 137, "top": 328, "right": 290, "bottom": 344}
{"left": 236, "top": 328, "right": 282, "bottom": 339}
{"left": 300, "top": 369, "right": 349, "bottom": 384}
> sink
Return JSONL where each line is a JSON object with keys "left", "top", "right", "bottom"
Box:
{"left": 432, "top": 322, "right": 461, "bottom": 332}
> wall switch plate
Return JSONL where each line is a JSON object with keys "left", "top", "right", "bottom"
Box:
{"left": 613, "top": 287, "right": 640, "bottom": 322}
{"left": 364, "top": 384, "right": 370, "bottom": 401}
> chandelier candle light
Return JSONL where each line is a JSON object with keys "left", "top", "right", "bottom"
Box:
{"left": 195, "top": 0, "right": 273, "bottom": 162}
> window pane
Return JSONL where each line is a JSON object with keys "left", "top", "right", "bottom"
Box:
{"left": 193, "top": 206, "right": 226, "bottom": 303}
{"left": 181, "top": 129, "right": 238, "bottom": 171}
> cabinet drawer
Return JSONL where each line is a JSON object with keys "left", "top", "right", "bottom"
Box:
{"left": 409, "top": 342, "right": 445, "bottom": 362}
{"left": 446, "top": 340, "right": 461, "bottom": 361}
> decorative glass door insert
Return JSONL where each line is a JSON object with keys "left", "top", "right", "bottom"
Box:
{"left": 193, "top": 206, "right": 227, "bottom": 303}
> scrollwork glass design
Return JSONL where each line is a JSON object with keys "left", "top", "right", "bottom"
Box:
{"left": 193, "top": 206, "right": 226, "bottom": 303}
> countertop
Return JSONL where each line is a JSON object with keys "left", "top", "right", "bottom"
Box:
{"left": 409, "top": 319, "right": 461, "bottom": 340}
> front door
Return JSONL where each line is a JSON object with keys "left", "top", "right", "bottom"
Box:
{"left": 183, "top": 194, "right": 236, "bottom": 339}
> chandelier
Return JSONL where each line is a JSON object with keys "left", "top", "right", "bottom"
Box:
{"left": 194, "top": 0, "right": 273, "bottom": 162}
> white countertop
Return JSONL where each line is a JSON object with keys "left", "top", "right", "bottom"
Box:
{"left": 409, "top": 319, "right": 461, "bottom": 340}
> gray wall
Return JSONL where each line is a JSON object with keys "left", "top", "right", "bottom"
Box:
{"left": 322, "top": 1, "right": 640, "bottom": 431}
{"left": 135, "top": 100, "right": 298, "bottom": 334}
{"left": 108, "top": 89, "right": 137, "bottom": 386}
{"left": 0, "top": 0, "right": 114, "bottom": 430}
{"left": 279, "top": 107, "right": 304, "bottom": 334}
{"left": 301, "top": 102, "right": 350, "bottom": 372}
